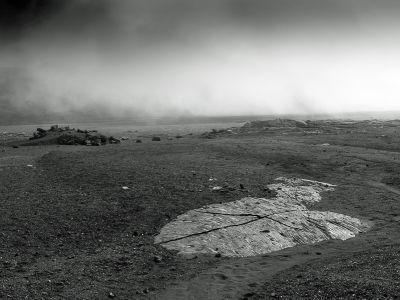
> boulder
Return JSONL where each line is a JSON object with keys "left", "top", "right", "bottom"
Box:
{"left": 109, "top": 136, "right": 121, "bottom": 144}
{"left": 50, "top": 125, "right": 59, "bottom": 131}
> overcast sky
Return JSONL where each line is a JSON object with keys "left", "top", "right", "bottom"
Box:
{"left": 1, "top": 0, "right": 400, "bottom": 123}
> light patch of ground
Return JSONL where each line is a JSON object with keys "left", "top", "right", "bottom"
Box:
{"left": 155, "top": 178, "right": 369, "bottom": 257}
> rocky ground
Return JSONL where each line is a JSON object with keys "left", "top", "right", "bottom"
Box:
{"left": 1, "top": 119, "right": 400, "bottom": 299}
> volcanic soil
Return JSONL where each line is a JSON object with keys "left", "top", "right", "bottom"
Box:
{"left": 1, "top": 120, "right": 400, "bottom": 299}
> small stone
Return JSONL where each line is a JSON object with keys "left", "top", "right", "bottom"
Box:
{"left": 108, "top": 292, "right": 116, "bottom": 298}
{"left": 271, "top": 292, "right": 277, "bottom": 297}
{"left": 152, "top": 137, "right": 161, "bottom": 141}
{"left": 109, "top": 137, "right": 121, "bottom": 144}
{"left": 136, "top": 139, "right": 142, "bottom": 143}
{"left": 215, "top": 253, "right": 221, "bottom": 258}
{"left": 212, "top": 186, "right": 223, "bottom": 191}
{"left": 153, "top": 255, "right": 162, "bottom": 263}
{"left": 240, "top": 183, "right": 245, "bottom": 189}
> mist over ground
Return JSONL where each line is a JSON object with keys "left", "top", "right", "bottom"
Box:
{"left": 1, "top": 0, "right": 400, "bottom": 124}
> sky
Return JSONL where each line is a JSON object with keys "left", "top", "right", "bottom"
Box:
{"left": 1, "top": 0, "right": 400, "bottom": 123}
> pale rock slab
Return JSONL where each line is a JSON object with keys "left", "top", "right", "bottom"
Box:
{"left": 155, "top": 177, "right": 368, "bottom": 257}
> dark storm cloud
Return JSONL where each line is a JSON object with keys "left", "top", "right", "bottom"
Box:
{"left": 0, "top": 0, "right": 61, "bottom": 40}
{"left": 2, "top": 0, "right": 400, "bottom": 124}
{"left": 3, "top": 0, "right": 400, "bottom": 46}
{"left": 0, "top": 0, "right": 392, "bottom": 42}
{"left": 2, "top": 0, "right": 400, "bottom": 50}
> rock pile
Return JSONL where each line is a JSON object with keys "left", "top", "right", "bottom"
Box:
{"left": 200, "top": 119, "right": 311, "bottom": 138}
{"left": 27, "top": 125, "right": 121, "bottom": 146}
{"left": 201, "top": 128, "right": 235, "bottom": 139}
{"left": 242, "top": 119, "right": 308, "bottom": 130}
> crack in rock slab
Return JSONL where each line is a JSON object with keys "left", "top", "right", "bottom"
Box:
{"left": 155, "top": 177, "right": 369, "bottom": 257}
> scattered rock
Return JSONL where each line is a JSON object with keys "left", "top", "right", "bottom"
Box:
{"left": 152, "top": 137, "right": 161, "bottom": 141}
{"left": 122, "top": 186, "right": 130, "bottom": 190}
{"left": 120, "top": 136, "right": 129, "bottom": 140}
{"left": 57, "top": 134, "right": 86, "bottom": 145}
{"left": 108, "top": 292, "right": 116, "bottom": 298}
{"left": 136, "top": 139, "right": 142, "bottom": 143}
{"left": 175, "top": 135, "right": 183, "bottom": 139}
{"left": 26, "top": 126, "right": 117, "bottom": 146}
{"left": 12, "top": 145, "right": 19, "bottom": 148}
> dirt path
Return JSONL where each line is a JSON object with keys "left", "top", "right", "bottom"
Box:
{"left": 366, "top": 181, "right": 400, "bottom": 196}
{"left": 154, "top": 251, "right": 311, "bottom": 299}
{"left": 153, "top": 238, "right": 371, "bottom": 300}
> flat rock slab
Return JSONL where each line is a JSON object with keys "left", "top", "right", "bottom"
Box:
{"left": 155, "top": 177, "right": 369, "bottom": 257}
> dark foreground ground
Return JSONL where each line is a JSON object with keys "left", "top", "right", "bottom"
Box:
{"left": 1, "top": 120, "right": 400, "bottom": 299}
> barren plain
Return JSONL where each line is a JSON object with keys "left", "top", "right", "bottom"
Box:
{"left": 1, "top": 119, "right": 400, "bottom": 299}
